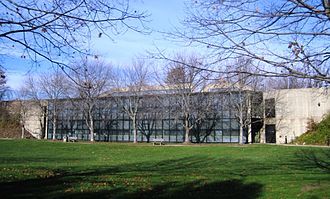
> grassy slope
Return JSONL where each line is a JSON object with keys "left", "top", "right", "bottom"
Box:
{"left": 295, "top": 114, "right": 330, "bottom": 145}
{"left": 0, "top": 140, "right": 329, "bottom": 199}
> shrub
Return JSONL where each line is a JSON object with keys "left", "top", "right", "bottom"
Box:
{"left": 294, "top": 113, "right": 330, "bottom": 145}
{"left": 0, "top": 106, "right": 21, "bottom": 138}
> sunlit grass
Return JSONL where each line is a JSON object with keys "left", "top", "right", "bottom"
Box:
{"left": 0, "top": 140, "right": 329, "bottom": 198}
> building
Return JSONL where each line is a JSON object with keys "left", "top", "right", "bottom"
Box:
{"left": 262, "top": 88, "right": 330, "bottom": 144}
{"left": 4, "top": 88, "right": 329, "bottom": 144}
{"left": 45, "top": 90, "right": 263, "bottom": 143}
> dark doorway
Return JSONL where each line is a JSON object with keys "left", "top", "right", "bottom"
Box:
{"left": 251, "top": 118, "right": 263, "bottom": 143}
{"left": 265, "top": 124, "right": 276, "bottom": 143}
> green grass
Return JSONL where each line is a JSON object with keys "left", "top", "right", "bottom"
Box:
{"left": 0, "top": 140, "right": 329, "bottom": 199}
{"left": 295, "top": 114, "right": 330, "bottom": 145}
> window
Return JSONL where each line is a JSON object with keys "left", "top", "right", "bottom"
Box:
{"left": 265, "top": 98, "right": 275, "bottom": 118}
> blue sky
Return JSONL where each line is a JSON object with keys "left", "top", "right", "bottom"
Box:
{"left": 3, "top": 0, "right": 190, "bottom": 91}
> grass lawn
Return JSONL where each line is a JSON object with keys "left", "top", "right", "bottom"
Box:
{"left": 0, "top": 140, "right": 329, "bottom": 199}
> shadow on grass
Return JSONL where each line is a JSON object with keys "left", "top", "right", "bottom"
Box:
{"left": 0, "top": 177, "right": 262, "bottom": 199}
{"left": 63, "top": 179, "right": 262, "bottom": 199}
{"left": 294, "top": 149, "right": 330, "bottom": 173}
{"left": 0, "top": 156, "right": 263, "bottom": 199}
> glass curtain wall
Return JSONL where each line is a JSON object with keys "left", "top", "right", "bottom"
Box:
{"left": 47, "top": 91, "right": 257, "bottom": 143}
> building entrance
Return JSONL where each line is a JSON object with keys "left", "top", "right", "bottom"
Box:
{"left": 265, "top": 124, "right": 276, "bottom": 143}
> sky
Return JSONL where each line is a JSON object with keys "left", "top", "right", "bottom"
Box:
{"left": 3, "top": 0, "right": 328, "bottom": 94}
{"left": 2, "top": 0, "right": 191, "bottom": 92}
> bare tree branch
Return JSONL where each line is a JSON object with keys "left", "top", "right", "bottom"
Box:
{"left": 167, "top": 0, "right": 330, "bottom": 84}
{"left": 0, "top": 0, "right": 149, "bottom": 73}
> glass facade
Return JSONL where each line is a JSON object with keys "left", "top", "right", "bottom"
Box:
{"left": 47, "top": 91, "right": 263, "bottom": 143}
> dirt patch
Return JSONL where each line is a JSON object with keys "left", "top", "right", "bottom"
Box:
{"left": 301, "top": 184, "right": 322, "bottom": 192}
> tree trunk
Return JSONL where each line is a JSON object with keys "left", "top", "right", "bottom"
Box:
{"left": 52, "top": 117, "right": 56, "bottom": 140}
{"left": 239, "top": 109, "right": 244, "bottom": 144}
{"left": 247, "top": 96, "right": 252, "bottom": 143}
{"left": 184, "top": 117, "right": 191, "bottom": 144}
{"left": 52, "top": 105, "right": 56, "bottom": 140}
{"left": 184, "top": 127, "right": 190, "bottom": 143}
{"left": 90, "top": 116, "right": 94, "bottom": 142}
{"left": 21, "top": 125, "right": 25, "bottom": 139}
{"left": 184, "top": 115, "right": 190, "bottom": 144}
{"left": 196, "top": 134, "right": 201, "bottom": 143}
{"left": 238, "top": 90, "right": 245, "bottom": 145}
{"left": 132, "top": 116, "right": 137, "bottom": 143}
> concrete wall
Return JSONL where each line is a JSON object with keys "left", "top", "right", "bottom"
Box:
{"left": 262, "top": 88, "right": 330, "bottom": 144}
{"left": 1, "top": 100, "right": 47, "bottom": 139}
{"left": 21, "top": 100, "right": 47, "bottom": 139}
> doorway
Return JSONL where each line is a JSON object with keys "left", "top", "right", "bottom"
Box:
{"left": 265, "top": 124, "right": 276, "bottom": 143}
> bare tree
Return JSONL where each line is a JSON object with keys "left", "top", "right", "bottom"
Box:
{"left": 39, "top": 69, "right": 70, "bottom": 140}
{"left": 137, "top": 95, "right": 163, "bottom": 143}
{"left": 170, "top": 0, "right": 330, "bottom": 85}
{"left": 98, "top": 99, "right": 119, "bottom": 142}
{"left": 137, "top": 112, "right": 157, "bottom": 143}
{"left": 20, "top": 75, "right": 47, "bottom": 139}
{"left": 190, "top": 93, "right": 217, "bottom": 143}
{"left": 70, "top": 58, "right": 112, "bottom": 142}
{"left": 0, "top": 0, "right": 149, "bottom": 71}
{"left": 20, "top": 69, "right": 70, "bottom": 140}
{"left": 164, "top": 53, "right": 211, "bottom": 144}
{"left": 223, "top": 58, "right": 264, "bottom": 144}
{"left": 116, "top": 59, "right": 151, "bottom": 143}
